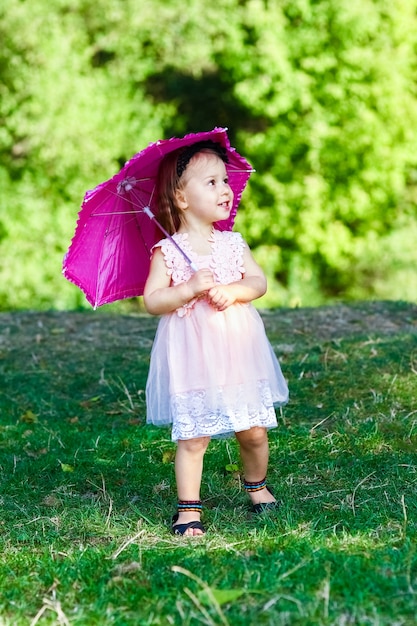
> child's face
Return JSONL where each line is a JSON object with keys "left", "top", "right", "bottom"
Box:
{"left": 176, "top": 152, "right": 233, "bottom": 226}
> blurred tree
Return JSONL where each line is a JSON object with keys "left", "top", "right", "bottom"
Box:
{"left": 0, "top": 0, "right": 417, "bottom": 310}
{"left": 218, "top": 0, "right": 417, "bottom": 303}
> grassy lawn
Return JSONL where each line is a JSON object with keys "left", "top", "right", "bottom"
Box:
{"left": 0, "top": 301, "right": 416, "bottom": 625}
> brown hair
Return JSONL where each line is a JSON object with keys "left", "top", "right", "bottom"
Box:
{"left": 155, "top": 149, "right": 183, "bottom": 235}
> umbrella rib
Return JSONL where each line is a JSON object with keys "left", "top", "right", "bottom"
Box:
{"left": 91, "top": 190, "right": 197, "bottom": 271}
{"left": 91, "top": 190, "right": 147, "bottom": 216}
{"left": 141, "top": 206, "right": 198, "bottom": 272}
{"left": 92, "top": 210, "right": 144, "bottom": 216}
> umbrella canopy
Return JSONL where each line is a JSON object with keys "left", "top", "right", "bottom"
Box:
{"left": 63, "top": 127, "right": 254, "bottom": 308}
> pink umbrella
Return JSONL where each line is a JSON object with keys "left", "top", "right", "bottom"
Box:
{"left": 62, "top": 127, "right": 254, "bottom": 308}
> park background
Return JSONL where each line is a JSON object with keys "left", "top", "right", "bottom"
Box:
{"left": 1, "top": 2, "right": 417, "bottom": 625}
{"left": 1, "top": 0, "right": 417, "bottom": 312}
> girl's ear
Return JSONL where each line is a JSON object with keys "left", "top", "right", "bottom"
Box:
{"left": 175, "top": 188, "right": 188, "bottom": 210}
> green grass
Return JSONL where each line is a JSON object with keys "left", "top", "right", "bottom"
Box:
{"left": 0, "top": 301, "right": 416, "bottom": 625}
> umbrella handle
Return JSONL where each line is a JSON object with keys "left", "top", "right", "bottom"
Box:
{"left": 143, "top": 206, "right": 198, "bottom": 272}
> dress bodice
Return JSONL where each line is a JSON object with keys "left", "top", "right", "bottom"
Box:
{"left": 155, "top": 229, "right": 246, "bottom": 317}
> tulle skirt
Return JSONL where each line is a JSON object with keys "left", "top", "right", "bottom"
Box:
{"left": 146, "top": 300, "right": 289, "bottom": 441}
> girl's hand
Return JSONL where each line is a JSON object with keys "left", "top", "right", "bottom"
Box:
{"left": 206, "top": 285, "right": 236, "bottom": 311}
{"left": 206, "top": 242, "right": 268, "bottom": 311}
{"left": 188, "top": 269, "right": 216, "bottom": 298}
{"left": 144, "top": 250, "right": 216, "bottom": 315}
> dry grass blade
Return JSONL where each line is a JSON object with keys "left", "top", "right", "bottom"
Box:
{"left": 183, "top": 588, "right": 219, "bottom": 626}
{"left": 29, "top": 597, "right": 71, "bottom": 626}
{"left": 105, "top": 497, "right": 113, "bottom": 529}
{"left": 110, "top": 530, "right": 146, "bottom": 560}
{"left": 310, "top": 412, "right": 335, "bottom": 433}
{"left": 350, "top": 472, "right": 376, "bottom": 516}
{"left": 172, "top": 566, "right": 230, "bottom": 626}
{"left": 401, "top": 493, "right": 408, "bottom": 540}
{"left": 277, "top": 551, "right": 317, "bottom": 582}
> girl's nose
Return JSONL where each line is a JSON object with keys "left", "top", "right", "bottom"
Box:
{"left": 221, "top": 182, "right": 232, "bottom": 195}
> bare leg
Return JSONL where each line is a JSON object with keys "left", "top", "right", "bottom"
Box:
{"left": 174, "top": 436, "right": 210, "bottom": 535}
{"left": 235, "top": 427, "right": 276, "bottom": 505}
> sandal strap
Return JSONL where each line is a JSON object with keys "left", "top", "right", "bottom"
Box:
{"left": 252, "top": 500, "right": 280, "bottom": 514}
{"left": 243, "top": 477, "right": 267, "bottom": 492}
{"left": 172, "top": 519, "right": 206, "bottom": 536}
{"left": 172, "top": 501, "right": 205, "bottom": 535}
{"left": 177, "top": 500, "right": 202, "bottom": 513}
{"left": 250, "top": 486, "right": 280, "bottom": 513}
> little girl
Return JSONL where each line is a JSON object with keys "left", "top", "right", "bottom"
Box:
{"left": 143, "top": 140, "right": 289, "bottom": 536}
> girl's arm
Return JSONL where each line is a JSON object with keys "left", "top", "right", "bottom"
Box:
{"left": 143, "top": 248, "right": 216, "bottom": 315}
{"left": 207, "top": 242, "right": 266, "bottom": 311}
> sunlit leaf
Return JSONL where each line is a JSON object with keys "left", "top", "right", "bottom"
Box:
{"left": 198, "top": 588, "right": 245, "bottom": 607}
{"left": 162, "top": 450, "right": 175, "bottom": 464}
{"left": 19, "top": 410, "right": 38, "bottom": 424}
{"left": 59, "top": 462, "right": 74, "bottom": 473}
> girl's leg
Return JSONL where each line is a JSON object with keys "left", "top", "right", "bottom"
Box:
{"left": 235, "top": 427, "right": 276, "bottom": 505}
{"left": 174, "top": 436, "right": 210, "bottom": 536}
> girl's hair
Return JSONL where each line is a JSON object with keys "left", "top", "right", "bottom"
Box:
{"left": 156, "top": 140, "right": 228, "bottom": 235}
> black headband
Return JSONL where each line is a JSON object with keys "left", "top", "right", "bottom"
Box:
{"left": 176, "top": 140, "right": 228, "bottom": 178}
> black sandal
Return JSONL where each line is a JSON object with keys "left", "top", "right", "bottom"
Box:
{"left": 244, "top": 478, "right": 281, "bottom": 514}
{"left": 171, "top": 500, "right": 206, "bottom": 536}
{"left": 171, "top": 514, "right": 206, "bottom": 535}
{"left": 251, "top": 495, "right": 280, "bottom": 514}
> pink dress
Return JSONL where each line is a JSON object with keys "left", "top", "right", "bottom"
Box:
{"left": 145, "top": 229, "right": 289, "bottom": 441}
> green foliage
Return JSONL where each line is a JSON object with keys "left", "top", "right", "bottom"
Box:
{"left": 231, "top": 0, "right": 417, "bottom": 304}
{"left": 1, "top": 0, "right": 417, "bottom": 310}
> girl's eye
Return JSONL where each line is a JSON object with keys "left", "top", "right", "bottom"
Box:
{"left": 224, "top": 178, "right": 229, "bottom": 185}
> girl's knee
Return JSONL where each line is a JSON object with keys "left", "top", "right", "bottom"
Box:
{"left": 236, "top": 426, "right": 267, "bottom": 448}
{"left": 178, "top": 436, "right": 210, "bottom": 454}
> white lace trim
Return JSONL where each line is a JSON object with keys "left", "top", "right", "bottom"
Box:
{"left": 170, "top": 380, "right": 278, "bottom": 441}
